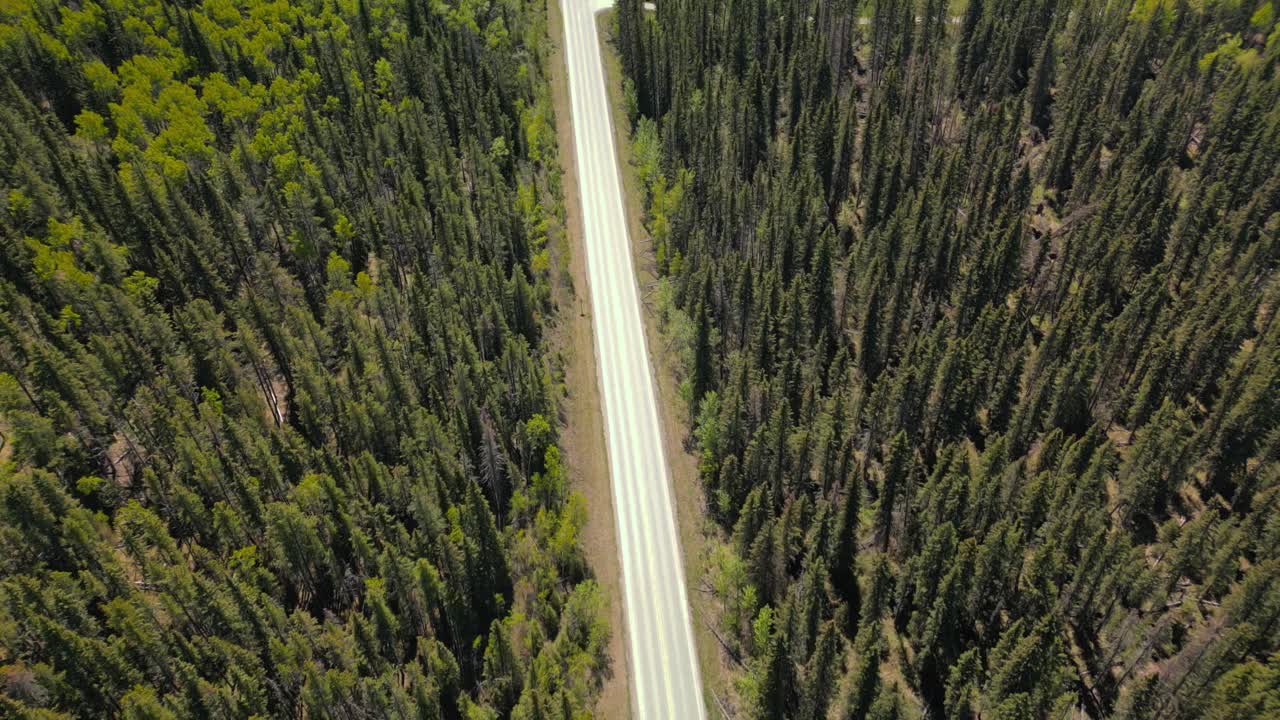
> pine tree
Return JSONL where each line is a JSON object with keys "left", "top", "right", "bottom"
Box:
{"left": 828, "top": 471, "right": 861, "bottom": 616}
{"left": 875, "top": 431, "right": 911, "bottom": 552}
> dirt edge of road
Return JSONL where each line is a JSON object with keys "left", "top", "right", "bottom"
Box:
{"left": 594, "top": 10, "right": 740, "bottom": 719}
{"left": 546, "top": 1, "right": 633, "bottom": 718}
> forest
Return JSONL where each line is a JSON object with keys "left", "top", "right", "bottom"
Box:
{"left": 614, "top": 0, "right": 1279, "bottom": 718}
{"left": 0, "top": 0, "right": 610, "bottom": 718}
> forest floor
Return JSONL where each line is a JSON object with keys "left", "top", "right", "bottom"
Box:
{"left": 546, "top": 0, "right": 632, "bottom": 717}
{"left": 594, "top": 9, "right": 742, "bottom": 719}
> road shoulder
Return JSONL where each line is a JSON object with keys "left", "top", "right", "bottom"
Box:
{"left": 594, "top": 10, "right": 739, "bottom": 718}
{"left": 545, "top": 1, "right": 632, "bottom": 717}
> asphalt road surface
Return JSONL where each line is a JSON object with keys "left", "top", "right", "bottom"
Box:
{"left": 560, "top": 1, "right": 707, "bottom": 718}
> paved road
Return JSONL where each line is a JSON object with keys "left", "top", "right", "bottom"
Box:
{"left": 560, "top": 1, "right": 707, "bottom": 718}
